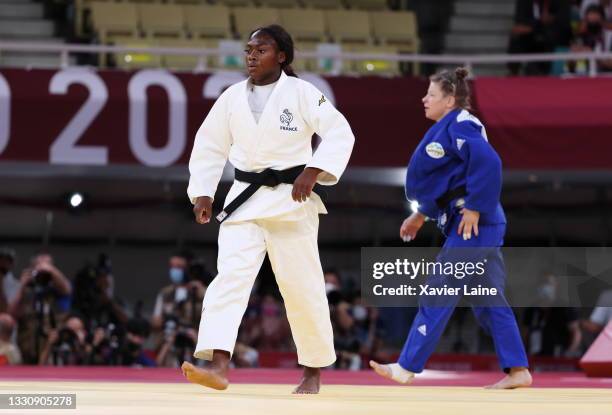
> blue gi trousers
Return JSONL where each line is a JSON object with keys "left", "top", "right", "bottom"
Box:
{"left": 397, "top": 217, "right": 529, "bottom": 373}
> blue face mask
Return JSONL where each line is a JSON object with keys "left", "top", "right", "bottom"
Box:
{"left": 169, "top": 267, "right": 184, "bottom": 284}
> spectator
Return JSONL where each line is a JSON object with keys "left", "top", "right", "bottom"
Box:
{"left": 351, "top": 296, "right": 383, "bottom": 359}
{"left": 150, "top": 252, "right": 207, "bottom": 365}
{"left": 521, "top": 274, "right": 582, "bottom": 357}
{"left": 241, "top": 294, "right": 292, "bottom": 352}
{"left": 571, "top": 5, "right": 612, "bottom": 71}
{"left": 120, "top": 317, "right": 156, "bottom": 367}
{"left": 324, "top": 268, "right": 344, "bottom": 306}
{"left": 87, "top": 323, "right": 124, "bottom": 366}
{"left": 72, "top": 255, "right": 128, "bottom": 335}
{"left": 582, "top": 289, "right": 612, "bottom": 334}
{"left": 9, "top": 252, "right": 72, "bottom": 364}
{"left": 0, "top": 247, "right": 19, "bottom": 314}
{"left": 39, "top": 315, "right": 88, "bottom": 366}
{"left": 151, "top": 252, "right": 206, "bottom": 332}
{"left": 332, "top": 300, "right": 362, "bottom": 370}
{"left": 580, "top": 0, "right": 612, "bottom": 21}
{"left": 0, "top": 313, "right": 22, "bottom": 365}
{"left": 508, "top": 0, "right": 572, "bottom": 75}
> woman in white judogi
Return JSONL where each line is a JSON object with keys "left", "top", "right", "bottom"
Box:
{"left": 181, "top": 25, "right": 355, "bottom": 394}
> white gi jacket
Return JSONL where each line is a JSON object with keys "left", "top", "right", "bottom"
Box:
{"left": 187, "top": 71, "right": 355, "bottom": 223}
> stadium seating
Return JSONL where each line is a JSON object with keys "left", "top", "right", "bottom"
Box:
{"left": 258, "top": 0, "right": 301, "bottom": 8}
{"left": 232, "top": 7, "right": 281, "bottom": 38}
{"left": 166, "top": 0, "right": 207, "bottom": 4}
{"left": 302, "top": 0, "right": 344, "bottom": 9}
{"left": 370, "top": 10, "right": 420, "bottom": 74}
{"left": 83, "top": 0, "right": 417, "bottom": 74}
{"left": 90, "top": 2, "right": 139, "bottom": 44}
{"left": 215, "top": 0, "right": 255, "bottom": 7}
{"left": 138, "top": 4, "right": 186, "bottom": 39}
{"left": 183, "top": 4, "right": 232, "bottom": 39}
{"left": 75, "top": 0, "right": 113, "bottom": 37}
{"left": 346, "top": 0, "right": 389, "bottom": 11}
{"left": 371, "top": 10, "right": 419, "bottom": 49}
{"left": 325, "top": 10, "right": 372, "bottom": 44}
{"left": 280, "top": 9, "right": 326, "bottom": 42}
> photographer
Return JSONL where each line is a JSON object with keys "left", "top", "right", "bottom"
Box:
{"left": 72, "top": 255, "right": 128, "bottom": 336}
{"left": 151, "top": 253, "right": 210, "bottom": 367}
{"left": 120, "top": 317, "right": 156, "bottom": 367}
{"left": 9, "top": 252, "right": 72, "bottom": 364}
{"left": 38, "top": 315, "right": 88, "bottom": 366}
{"left": 151, "top": 252, "right": 207, "bottom": 331}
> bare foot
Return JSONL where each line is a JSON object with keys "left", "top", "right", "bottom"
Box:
{"left": 370, "top": 360, "right": 393, "bottom": 380}
{"left": 369, "top": 361, "right": 414, "bottom": 384}
{"left": 181, "top": 361, "right": 229, "bottom": 390}
{"left": 485, "top": 367, "right": 532, "bottom": 389}
{"left": 293, "top": 367, "right": 320, "bottom": 394}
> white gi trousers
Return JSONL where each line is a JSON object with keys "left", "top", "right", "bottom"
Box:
{"left": 194, "top": 200, "right": 336, "bottom": 368}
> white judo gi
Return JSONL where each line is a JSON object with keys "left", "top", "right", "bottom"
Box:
{"left": 187, "top": 71, "right": 355, "bottom": 367}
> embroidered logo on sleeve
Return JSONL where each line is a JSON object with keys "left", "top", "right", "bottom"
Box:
{"left": 318, "top": 95, "right": 326, "bottom": 106}
{"left": 456, "top": 138, "right": 466, "bottom": 151}
{"left": 418, "top": 324, "right": 427, "bottom": 336}
{"left": 425, "top": 142, "right": 445, "bottom": 159}
{"left": 280, "top": 108, "right": 297, "bottom": 131}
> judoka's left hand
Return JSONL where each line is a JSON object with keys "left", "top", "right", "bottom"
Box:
{"left": 292, "top": 167, "right": 321, "bottom": 202}
{"left": 458, "top": 208, "right": 480, "bottom": 240}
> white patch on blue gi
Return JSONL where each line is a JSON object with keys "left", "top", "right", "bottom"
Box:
{"left": 425, "top": 142, "right": 445, "bottom": 159}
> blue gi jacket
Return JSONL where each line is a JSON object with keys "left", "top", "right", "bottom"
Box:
{"left": 405, "top": 109, "right": 506, "bottom": 228}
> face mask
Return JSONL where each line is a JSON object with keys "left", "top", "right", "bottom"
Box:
{"left": 352, "top": 305, "right": 368, "bottom": 322}
{"left": 538, "top": 284, "right": 555, "bottom": 302}
{"left": 325, "top": 282, "right": 339, "bottom": 294}
{"left": 169, "top": 267, "right": 184, "bottom": 284}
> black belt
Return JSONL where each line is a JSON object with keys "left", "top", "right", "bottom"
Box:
{"left": 215, "top": 165, "right": 325, "bottom": 223}
{"left": 435, "top": 185, "right": 467, "bottom": 209}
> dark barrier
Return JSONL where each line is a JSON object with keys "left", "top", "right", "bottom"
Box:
{"left": 0, "top": 69, "right": 611, "bottom": 169}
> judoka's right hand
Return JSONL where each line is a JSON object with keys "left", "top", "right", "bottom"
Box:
{"left": 400, "top": 212, "right": 425, "bottom": 242}
{"left": 193, "top": 196, "right": 213, "bottom": 224}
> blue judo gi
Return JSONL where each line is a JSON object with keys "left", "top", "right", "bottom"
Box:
{"left": 398, "top": 109, "right": 528, "bottom": 373}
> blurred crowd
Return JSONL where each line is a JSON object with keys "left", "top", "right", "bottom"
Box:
{"left": 508, "top": 0, "right": 612, "bottom": 75}
{"left": 1, "top": 246, "right": 611, "bottom": 369}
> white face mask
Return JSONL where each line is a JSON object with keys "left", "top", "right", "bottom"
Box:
{"left": 325, "top": 282, "right": 339, "bottom": 294}
{"left": 352, "top": 305, "right": 368, "bottom": 321}
{"left": 538, "top": 284, "right": 556, "bottom": 302}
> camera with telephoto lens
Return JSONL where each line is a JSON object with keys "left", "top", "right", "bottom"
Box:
{"left": 30, "top": 269, "right": 53, "bottom": 291}
{"left": 163, "top": 316, "right": 195, "bottom": 350}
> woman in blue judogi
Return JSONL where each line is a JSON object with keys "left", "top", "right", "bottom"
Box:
{"left": 370, "top": 67, "right": 532, "bottom": 389}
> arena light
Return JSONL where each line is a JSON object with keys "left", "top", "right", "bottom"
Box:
{"left": 69, "top": 192, "right": 84, "bottom": 208}
{"left": 65, "top": 192, "right": 88, "bottom": 214}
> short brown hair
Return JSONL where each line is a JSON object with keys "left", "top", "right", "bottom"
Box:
{"left": 430, "top": 67, "right": 471, "bottom": 110}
